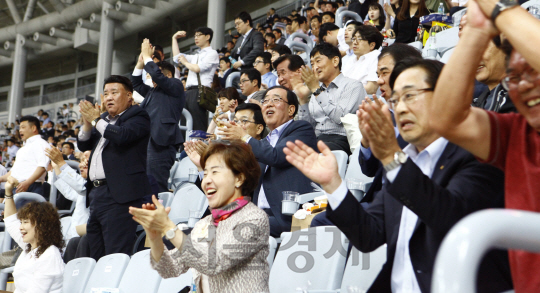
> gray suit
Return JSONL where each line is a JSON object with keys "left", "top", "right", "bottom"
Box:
{"left": 231, "top": 29, "right": 265, "bottom": 68}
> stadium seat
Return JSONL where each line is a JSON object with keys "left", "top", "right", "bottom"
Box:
{"left": 268, "top": 236, "right": 278, "bottom": 270}
{"left": 118, "top": 250, "right": 162, "bottom": 293}
{"left": 345, "top": 148, "right": 374, "bottom": 201}
{"left": 168, "top": 183, "right": 208, "bottom": 224}
{"left": 62, "top": 257, "right": 96, "bottom": 293}
{"left": 158, "top": 191, "right": 174, "bottom": 208}
{"left": 83, "top": 253, "right": 130, "bottom": 293}
{"left": 157, "top": 269, "right": 193, "bottom": 293}
{"left": 269, "top": 226, "right": 347, "bottom": 292}
{"left": 338, "top": 244, "right": 386, "bottom": 292}
{"left": 331, "top": 150, "right": 348, "bottom": 178}
{"left": 178, "top": 108, "right": 193, "bottom": 134}
{"left": 170, "top": 157, "right": 198, "bottom": 191}
{"left": 60, "top": 216, "right": 72, "bottom": 241}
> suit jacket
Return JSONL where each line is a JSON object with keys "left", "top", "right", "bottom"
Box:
{"left": 132, "top": 61, "right": 186, "bottom": 147}
{"left": 249, "top": 120, "right": 318, "bottom": 230}
{"left": 327, "top": 143, "right": 513, "bottom": 293}
{"left": 77, "top": 105, "right": 152, "bottom": 204}
{"left": 276, "top": 38, "right": 286, "bottom": 45}
{"left": 231, "top": 30, "right": 265, "bottom": 68}
{"left": 248, "top": 91, "right": 266, "bottom": 103}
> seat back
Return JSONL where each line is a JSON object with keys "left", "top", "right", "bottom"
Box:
{"left": 158, "top": 192, "right": 174, "bottom": 208}
{"left": 118, "top": 250, "right": 162, "bottom": 293}
{"left": 331, "top": 150, "right": 348, "bottom": 178}
{"left": 268, "top": 236, "right": 278, "bottom": 270}
{"left": 83, "top": 253, "right": 130, "bottom": 292}
{"left": 60, "top": 216, "right": 72, "bottom": 240}
{"left": 157, "top": 269, "right": 193, "bottom": 293}
{"left": 63, "top": 257, "right": 96, "bottom": 293}
{"left": 269, "top": 226, "right": 347, "bottom": 292}
{"left": 170, "top": 157, "right": 198, "bottom": 190}
{"left": 179, "top": 108, "right": 193, "bottom": 133}
{"left": 168, "top": 183, "right": 208, "bottom": 222}
{"left": 340, "top": 244, "right": 387, "bottom": 292}
{"left": 346, "top": 148, "right": 374, "bottom": 184}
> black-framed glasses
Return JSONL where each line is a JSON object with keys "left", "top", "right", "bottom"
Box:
{"left": 351, "top": 37, "right": 366, "bottom": 43}
{"left": 239, "top": 79, "right": 251, "bottom": 84}
{"left": 253, "top": 60, "right": 263, "bottom": 66}
{"left": 233, "top": 119, "right": 256, "bottom": 126}
{"left": 388, "top": 88, "right": 433, "bottom": 110}
{"left": 261, "top": 97, "right": 288, "bottom": 106}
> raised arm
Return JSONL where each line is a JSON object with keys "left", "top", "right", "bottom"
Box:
{"left": 429, "top": 3, "right": 493, "bottom": 160}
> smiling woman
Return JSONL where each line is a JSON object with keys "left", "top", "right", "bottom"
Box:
{"left": 130, "top": 140, "right": 270, "bottom": 293}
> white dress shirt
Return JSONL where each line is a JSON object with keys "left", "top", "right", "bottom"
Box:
{"left": 337, "top": 28, "right": 350, "bottom": 52}
{"left": 54, "top": 164, "right": 90, "bottom": 239}
{"left": 326, "top": 137, "right": 448, "bottom": 293}
{"left": 5, "top": 214, "right": 64, "bottom": 293}
{"left": 342, "top": 50, "right": 380, "bottom": 86}
{"left": 174, "top": 46, "right": 219, "bottom": 88}
{"left": 256, "top": 119, "right": 294, "bottom": 209}
{"left": 9, "top": 135, "right": 50, "bottom": 183}
{"left": 7, "top": 145, "right": 19, "bottom": 160}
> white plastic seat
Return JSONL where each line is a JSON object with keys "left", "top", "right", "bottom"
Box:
{"left": 158, "top": 191, "right": 174, "bottom": 208}
{"left": 345, "top": 148, "right": 375, "bottom": 201}
{"left": 269, "top": 226, "right": 347, "bottom": 292}
{"left": 62, "top": 257, "right": 96, "bottom": 293}
{"left": 60, "top": 216, "right": 72, "bottom": 241}
{"left": 157, "top": 269, "right": 193, "bottom": 293}
{"left": 170, "top": 157, "right": 198, "bottom": 190}
{"left": 168, "top": 183, "right": 208, "bottom": 223}
{"left": 118, "top": 250, "right": 162, "bottom": 293}
{"left": 268, "top": 236, "right": 278, "bottom": 270}
{"left": 83, "top": 253, "right": 130, "bottom": 293}
{"left": 331, "top": 150, "right": 348, "bottom": 178}
{"left": 339, "top": 244, "right": 386, "bottom": 292}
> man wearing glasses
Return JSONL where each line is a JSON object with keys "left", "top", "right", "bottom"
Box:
{"left": 172, "top": 27, "right": 219, "bottom": 131}
{"left": 219, "top": 86, "right": 318, "bottom": 237}
{"left": 239, "top": 68, "right": 265, "bottom": 104}
{"left": 231, "top": 11, "right": 265, "bottom": 70}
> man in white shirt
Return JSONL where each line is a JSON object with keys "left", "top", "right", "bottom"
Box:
{"left": 284, "top": 58, "right": 513, "bottom": 293}
{"left": 254, "top": 52, "right": 278, "bottom": 89}
{"left": 0, "top": 115, "right": 50, "bottom": 197}
{"left": 172, "top": 27, "right": 219, "bottom": 131}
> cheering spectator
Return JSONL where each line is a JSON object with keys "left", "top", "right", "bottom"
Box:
{"left": 4, "top": 176, "right": 64, "bottom": 293}
{"left": 274, "top": 54, "right": 304, "bottom": 91}
{"left": 342, "top": 26, "right": 383, "bottom": 94}
{"left": 232, "top": 11, "right": 265, "bottom": 69}
{"left": 388, "top": 0, "right": 429, "bottom": 43}
{"left": 298, "top": 43, "right": 367, "bottom": 154}
{"left": 310, "top": 15, "right": 322, "bottom": 42}
{"left": 130, "top": 141, "right": 269, "bottom": 292}
{"left": 430, "top": 3, "right": 540, "bottom": 291}
{"left": 234, "top": 103, "right": 267, "bottom": 140}
{"left": 134, "top": 39, "right": 185, "bottom": 192}
{"left": 172, "top": 27, "right": 219, "bottom": 132}
{"left": 321, "top": 11, "right": 335, "bottom": 24}
{"left": 207, "top": 88, "right": 244, "bottom": 135}
{"left": 255, "top": 52, "right": 278, "bottom": 89}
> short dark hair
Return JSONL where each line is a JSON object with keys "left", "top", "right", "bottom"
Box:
{"left": 355, "top": 25, "right": 384, "bottom": 50}
{"left": 200, "top": 140, "right": 261, "bottom": 197}
{"left": 62, "top": 142, "right": 74, "bottom": 150}
{"left": 264, "top": 85, "right": 300, "bottom": 117}
{"left": 240, "top": 68, "right": 262, "bottom": 88}
{"left": 319, "top": 23, "right": 339, "bottom": 43}
{"left": 265, "top": 32, "right": 276, "bottom": 40}
{"left": 293, "top": 16, "right": 307, "bottom": 25}
{"left": 156, "top": 61, "right": 175, "bottom": 76}
{"left": 272, "top": 29, "right": 283, "bottom": 36}
{"left": 282, "top": 17, "right": 292, "bottom": 25}
{"left": 42, "top": 112, "right": 49, "bottom": 117}
{"left": 235, "top": 103, "right": 266, "bottom": 129}
{"left": 235, "top": 11, "right": 253, "bottom": 27}
{"left": 273, "top": 54, "right": 305, "bottom": 72}
{"left": 20, "top": 115, "right": 41, "bottom": 132}
{"left": 104, "top": 75, "right": 133, "bottom": 93}
{"left": 257, "top": 52, "right": 273, "bottom": 70}
{"left": 310, "top": 43, "right": 342, "bottom": 70}
{"left": 311, "top": 15, "right": 322, "bottom": 23}
{"left": 220, "top": 56, "right": 231, "bottom": 65}
{"left": 270, "top": 44, "right": 292, "bottom": 56}
{"left": 321, "top": 12, "right": 336, "bottom": 21}
{"left": 389, "top": 58, "right": 444, "bottom": 90}
{"left": 379, "top": 43, "right": 423, "bottom": 63}
{"left": 501, "top": 38, "right": 514, "bottom": 65}
{"left": 153, "top": 45, "right": 164, "bottom": 61}
{"left": 49, "top": 121, "right": 55, "bottom": 127}
{"left": 218, "top": 87, "right": 243, "bottom": 104}
{"left": 195, "top": 27, "right": 214, "bottom": 43}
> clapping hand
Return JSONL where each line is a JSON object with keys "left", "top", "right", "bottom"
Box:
{"left": 283, "top": 140, "right": 342, "bottom": 194}
{"left": 45, "top": 147, "right": 66, "bottom": 169}
{"left": 141, "top": 38, "right": 155, "bottom": 60}
{"left": 218, "top": 121, "right": 247, "bottom": 140}
{"left": 129, "top": 195, "right": 174, "bottom": 241}
{"left": 79, "top": 100, "right": 101, "bottom": 124}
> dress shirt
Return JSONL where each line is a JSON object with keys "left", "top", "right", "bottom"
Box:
{"left": 55, "top": 164, "right": 90, "bottom": 239}
{"left": 257, "top": 119, "right": 294, "bottom": 209}
{"left": 262, "top": 72, "right": 278, "bottom": 88}
{"left": 78, "top": 110, "right": 127, "bottom": 181}
{"left": 173, "top": 46, "right": 219, "bottom": 87}
{"left": 298, "top": 73, "right": 366, "bottom": 137}
{"left": 5, "top": 214, "right": 64, "bottom": 293}
{"left": 326, "top": 137, "right": 448, "bottom": 293}
{"left": 9, "top": 135, "right": 50, "bottom": 183}
{"left": 342, "top": 50, "right": 380, "bottom": 86}
{"left": 0, "top": 164, "right": 6, "bottom": 189}
{"left": 7, "top": 145, "right": 19, "bottom": 159}
{"left": 337, "top": 28, "right": 350, "bottom": 52}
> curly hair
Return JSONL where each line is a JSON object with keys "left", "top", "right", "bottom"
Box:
{"left": 18, "top": 202, "right": 65, "bottom": 258}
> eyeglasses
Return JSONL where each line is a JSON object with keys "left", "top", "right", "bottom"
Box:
{"left": 233, "top": 119, "right": 256, "bottom": 126}
{"left": 234, "top": 21, "right": 244, "bottom": 27}
{"left": 262, "top": 97, "right": 288, "bottom": 106}
{"left": 239, "top": 79, "right": 251, "bottom": 84}
{"left": 194, "top": 33, "right": 204, "bottom": 38}
{"left": 253, "top": 60, "right": 263, "bottom": 66}
{"left": 501, "top": 67, "right": 540, "bottom": 90}
{"left": 351, "top": 37, "right": 366, "bottom": 43}
{"left": 388, "top": 88, "right": 433, "bottom": 110}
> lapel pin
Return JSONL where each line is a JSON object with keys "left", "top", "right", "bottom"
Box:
{"left": 440, "top": 165, "right": 444, "bottom": 170}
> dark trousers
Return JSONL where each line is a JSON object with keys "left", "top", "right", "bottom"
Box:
{"left": 87, "top": 185, "right": 142, "bottom": 261}
{"left": 147, "top": 139, "right": 177, "bottom": 193}
{"left": 183, "top": 88, "right": 209, "bottom": 132}
{"left": 63, "top": 234, "right": 91, "bottom": 263}
{"left": 317, "top": 134, "right": 351, "bottom": 155}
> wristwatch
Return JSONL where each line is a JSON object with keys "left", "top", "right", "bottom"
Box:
{"left": 491, "top": 0, "right": 519, "bottom": 25}
{"left": 383, "top": 151, "right": 408, "bottom": 172}
{"left": 91, "top": 117, "right": 101, "bottom": 127}
{"left": 165, "top": 223, "right": 189, "bottom": 240}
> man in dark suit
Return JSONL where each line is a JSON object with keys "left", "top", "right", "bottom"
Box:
{"left": 61, "top": 142, "right": 78, "bottom": 161}
{"left": 77, "top": 75, "right": 151, "bottom": 261}
{"left": 220, "top": 86, "right": 318, "bottom": 237}
{"left": 132, "top": 39, "right": 185, "bottom": 192}
{"left": 231, "top": 11, "right": 265, "bottom": 70}
{"left": 284, "top": 59, "right": 513, "bottom": 293}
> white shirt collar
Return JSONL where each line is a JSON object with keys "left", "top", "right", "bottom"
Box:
{"left": 24, "top": 135, "right": 40, "bottom": 145}
{"left": 243, "top": 28, "right": 253, "bottom": 37}
{"left": 402, "top": 137, "right": 448, "bottom": 173}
